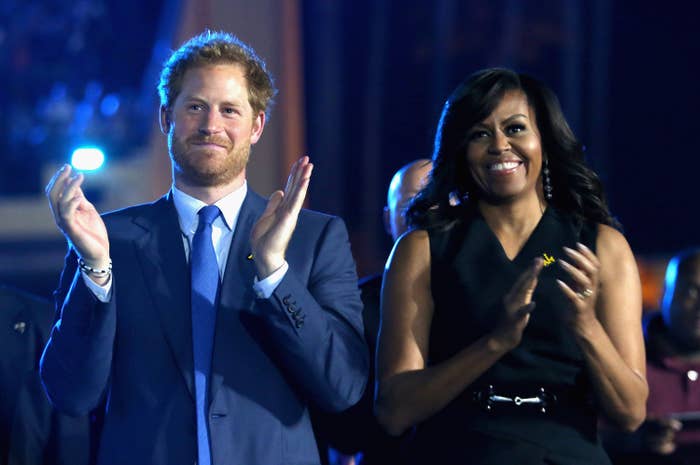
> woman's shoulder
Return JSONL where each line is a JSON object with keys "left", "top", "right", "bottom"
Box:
{"left": 596, "top": 223, "right": 631, "bottom": 252}
{"left": 385, "top": 229, "right": 432, "bottom": 281}
{"left": 595, "top": 223, "right": 637, "bottom": 276}
{"left": 394, "top": 229, "right": 430, "bottom": 254}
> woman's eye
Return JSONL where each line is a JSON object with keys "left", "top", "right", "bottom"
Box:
{"left": 468, "top": 130, "right": 488, "bottom": 141}
{"left": 506, "top": 124, "right": 525, "bottom": 135}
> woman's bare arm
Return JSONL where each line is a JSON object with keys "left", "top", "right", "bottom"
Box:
{"left": 557, "top": 226, "right": 648, "bottom": 431}
{"left": 375, "top": 230, "right": 542, "bottom": 435}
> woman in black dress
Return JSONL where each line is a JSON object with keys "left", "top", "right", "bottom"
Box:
{"left": 375, "top": 69, "right": 648, "bottom": 464}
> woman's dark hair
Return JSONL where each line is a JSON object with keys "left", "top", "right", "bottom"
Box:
{"left": 407, "top": 68, "right": 618, "bottom": 230}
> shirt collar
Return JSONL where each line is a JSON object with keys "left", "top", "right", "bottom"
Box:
{"left": 171, "top": 182, "right": 248, "bottom": 236}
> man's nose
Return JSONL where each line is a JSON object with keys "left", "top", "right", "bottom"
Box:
{"left": 199, "top": 110, "right": 223, "bottom": 135}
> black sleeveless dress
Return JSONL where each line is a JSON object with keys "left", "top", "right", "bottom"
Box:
{"left": 407, "top": 207, "right": 611, "bottom": 465}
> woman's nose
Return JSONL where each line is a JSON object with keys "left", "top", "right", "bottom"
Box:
{"left": 488, "top": 130, "right": 510, "bottom": 154}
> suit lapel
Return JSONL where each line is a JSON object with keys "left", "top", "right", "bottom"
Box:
{"left": 210, "top": 190, "right": 265, "bottom": 403}
{"left": 132, "top": 194, "right": 194, "bottom": 400}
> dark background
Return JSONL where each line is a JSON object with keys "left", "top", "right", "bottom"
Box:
{"left": 0, "top": 0, "right": 696, "bottom": 302}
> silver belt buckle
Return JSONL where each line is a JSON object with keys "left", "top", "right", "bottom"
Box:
{"left": 480, "top": 386, "right": 555, "bottom": 413}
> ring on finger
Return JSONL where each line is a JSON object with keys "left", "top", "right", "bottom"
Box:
{"left": 576, "top": 288, "right": 594, "bottom": 300}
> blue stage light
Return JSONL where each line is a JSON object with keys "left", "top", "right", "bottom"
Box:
{"left": 71, "top": 147, "right": 105, "bottom": 171}
{"left": 100, "top": 94, "right": 120, "bottom": 116}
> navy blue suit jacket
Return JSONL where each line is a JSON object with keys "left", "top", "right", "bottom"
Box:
{"left": 1, "top": 286, "right": 91, "bottom": 465}
{"left": 40, "top": 190, "right": 368, "bottom": 465}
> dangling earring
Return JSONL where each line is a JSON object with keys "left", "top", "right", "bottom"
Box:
{"left": 543, "top": 158, "right": 553, "bottom": 200}
{"left": 448, "top": 190, "right": 468, "bottom": 206}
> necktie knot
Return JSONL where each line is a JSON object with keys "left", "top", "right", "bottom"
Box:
{"left": 198, "top": 205, "right": 221, "bottom": 228}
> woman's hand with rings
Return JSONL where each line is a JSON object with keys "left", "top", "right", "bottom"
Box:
{"left": 556, "top": 242, "right": 600, "bottom": 329}
{"left": 576, "top": 287, "right": 594, "bottom": 300}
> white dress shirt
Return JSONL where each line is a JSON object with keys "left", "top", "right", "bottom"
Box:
{"left": 83, "top": 182, "right": 288, "bottom": 301}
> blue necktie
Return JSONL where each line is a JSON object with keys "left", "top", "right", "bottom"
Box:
{"left": 191, "top": 205, "right": 221, "bottom": 465}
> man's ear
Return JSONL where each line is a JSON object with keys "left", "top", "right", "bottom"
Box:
{"left": 159, "top": 106, "right": 171, "bottom": 135}
{"left": 250, "top": 111, "right": 266, "bottom": 145}
{"left": 383, "top": 206, "right": 392, "bottom": 237}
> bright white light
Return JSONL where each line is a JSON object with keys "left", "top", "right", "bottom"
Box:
{"left": 71, "top": 147, "right": 105, "bottom": 171}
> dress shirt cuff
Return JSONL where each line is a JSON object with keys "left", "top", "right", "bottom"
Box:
{"left": 253, "top": 261, "right": 289, "bottom": 299}
{"left": 81, "top": 271, "right": 113, "bottom": 303}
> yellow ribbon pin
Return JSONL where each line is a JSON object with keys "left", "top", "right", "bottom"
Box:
{"left": 542, "top": 253, "right": 555, "bottom": 267}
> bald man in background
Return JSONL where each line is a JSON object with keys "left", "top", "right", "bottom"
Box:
{"left": 314, "top": 159, "right": 432, "bottom": 465}
{"left": 383, "top": 159, "right": 434, "bottom": 244}
{"left": 363, "top": 158, "right": 434, "bottom": 359}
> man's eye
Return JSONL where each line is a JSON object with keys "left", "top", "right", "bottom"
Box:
{"left": 189, "top": 104, "right": 203, "bottom": 111}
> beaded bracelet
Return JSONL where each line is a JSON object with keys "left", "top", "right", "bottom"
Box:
{"left": 77, "top": 257, "right": 112, "bottom": 276}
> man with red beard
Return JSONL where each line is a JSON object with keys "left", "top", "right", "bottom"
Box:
{"left": 41, "top": 31, "right": 368, "bottom": 465}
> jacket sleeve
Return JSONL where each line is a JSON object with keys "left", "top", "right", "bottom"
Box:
{"left": 255, "top": 216, "right": 369, "bottom": 412}
{"left": 40, "top": 247, "right": 116, "bottom": 416}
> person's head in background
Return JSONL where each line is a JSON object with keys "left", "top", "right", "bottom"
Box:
{"left": 661, "top": 248, "right": 700, "bottom": 352}
{"left": 383, "top": 159, "right": 432, "bottom": 242}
